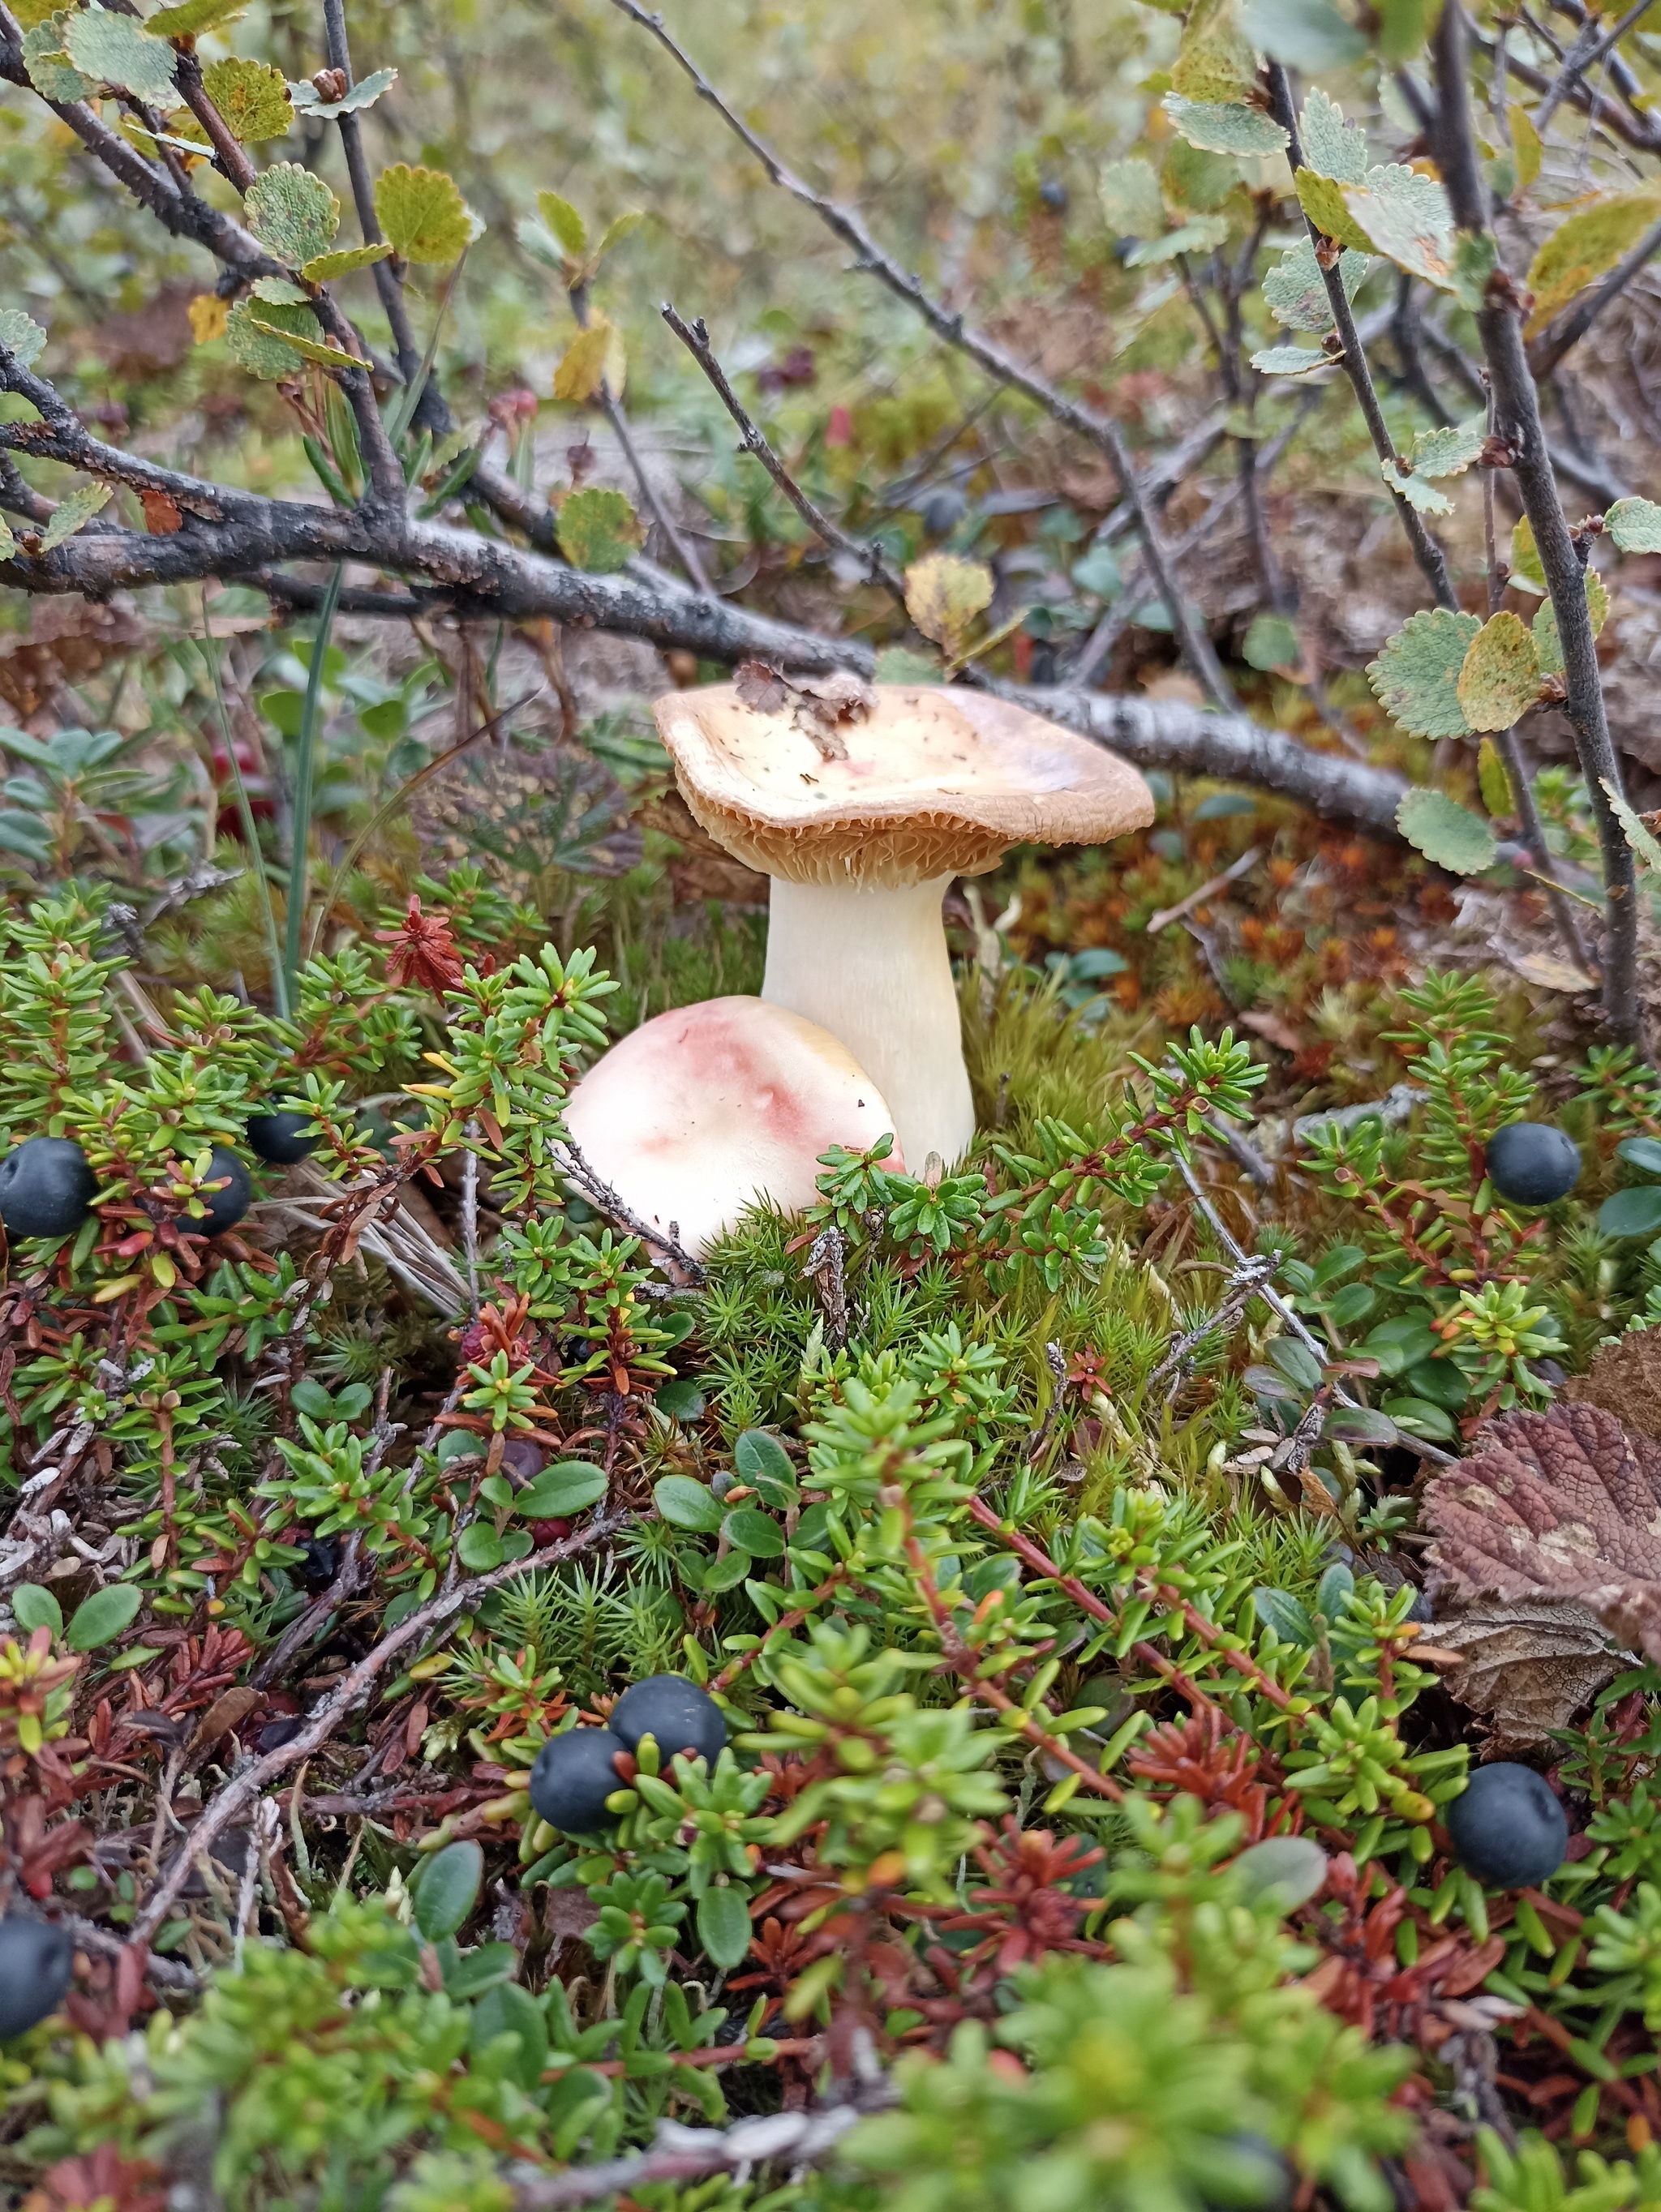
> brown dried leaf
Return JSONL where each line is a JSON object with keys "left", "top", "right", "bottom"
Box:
{"left": 1424, "top": 1402, "right": 1661, "bottom": 1661}
{"left": 1565, "top": 1323, "right": 1661, "bottom": 1442}
{"left": 1426, "top": 1597, "right": 1619, "bottom": 1749}
{"left": 140, "top": 489, "right": 182, "bottom": 536}
{"left": 734, "top": 660, "right": 788, "bottom": 714}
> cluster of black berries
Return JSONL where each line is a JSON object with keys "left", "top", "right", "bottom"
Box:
{"left": 529, "top": 1675, "right": 726, "bottom": 1835}
{"left": 0, "top": 1110, "right": 317, "bottom": 1243}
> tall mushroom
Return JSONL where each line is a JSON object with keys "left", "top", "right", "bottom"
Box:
{"left": 653, "top": 675, "right": 1155, "bottom": 1168}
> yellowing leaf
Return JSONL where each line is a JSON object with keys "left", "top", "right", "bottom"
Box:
{"left": 1457, "top": 611, "right": 1542, "bottom": 732}
{"left": 1510, "top": 515, "right": 1546, "bottom": 594}
{"left": 1533, "top": 570, "right": 1610, "bottom": 677}
{"left": 246, "top": 315, "right": 355, "bottom": 372}
{"left": 189, "top": 293, "right": 229, "bottom": 345}
{"left": 552, "top": 319, "right": 612, "bottom": 404}
{"left": 1367, "top": 607, "right": 1481, "bottom": 738}
{"left": 1509, "top": 101, "right": 1542, "bottom": 191}
{"left": 1170, "top": 0, "right": 1255, "bottom": 105}
{"left": 63, "top": 5, "right": 177, "bottom": 103}
{"left": 556, "top": 487, "right": 642, "bottom": 572}
{"left": 375, "top": 163, "right": 473, "bottom": 264}
{"left": 1294, "top": 166, "right": 1372, "bottom": 251}
{"left": 244, "top": 163, "right": 340, "bottom": 267}
{"left": 40, "top": 482, "right": 113, "bottom": 551}
{"left": 145, "top": 0, "right": 248, "bottom": 34}
{"left": 1479, "top": 735, "right": 1515, "bottom": 817}
{"left": 537, "top": 191, "right": 587, "bottom": 257}
{"left": 202, "top": 56, "right": 291, "bottom": 141}
{"left": 225, "top": 297, "right": 320, "bottom": 379}
{"left": 301, "top": 242, "right": 394, "bottom": 284}
{"left": 10, "top": 0, "right": 64, "bottom": 24}
{"left": 1526, "top": 191, "right": 1661, "bottom": 334}
{"left": 904, "top": 552, "right": 994, "bottom": 652}
{"left": 1342, "top": 164, "right": 1455, "bottom": 286}
{"left": 0, "top": 517, "right": 15, "bottom": 561}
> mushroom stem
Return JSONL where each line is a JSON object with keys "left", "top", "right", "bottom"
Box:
{"left": 760, "top": 873, "right": 972, "bottom": 1169}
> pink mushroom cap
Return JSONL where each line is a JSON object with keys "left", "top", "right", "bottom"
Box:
{"left": 560, "top": 996, "right": 903, "bottom": 1256}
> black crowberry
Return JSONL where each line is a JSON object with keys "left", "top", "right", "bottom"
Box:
{"left": 609, "top": 1675, "right": 726, "bottom": 1769}
{"left": 920, "top": 488, "right": 968, "bottom": 539}
{"left": 0, "top": 1916, "right": 74, "bottom": 2039}
{"left": 1444, "top": 1761, "right": 1568, "bottom": 1888}
{"left": 298, "top": 1537, "right": 340, "bottom": 1588}
{"left": 528, "top": 1727, "right": 627, "bottom": 1835}
{"left": 1485, "top": 1121, "right": 1582, "bottom": 1208}
{"left": 196, "top": 1148, "right": 253, "bottom": 1236}
{"left": 246, "top": 1109, "right": 318, "bottom": 1166}
{"left": 0, "top": 1138, "right": 96, "bottom": 1241}
{"left": 1038, "top": 177, "right": 1069, "bottom": 212}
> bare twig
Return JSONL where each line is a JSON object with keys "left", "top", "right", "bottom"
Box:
{"left": 1430, "top": 2, "right": 1641, "bottom": 1045}
{"left": 506, "top": 2099, "right": 881, "bottom": 2209}
{"left": 556, "top": 1133, "right": 706, "bottom": 1284}
{"left": 1147, "top": 847, "right": 1263, "bottom": 935}
{"left": 1530, "top": 210, "right": 1661, "bottom": 379}
{"left": 610, "top": 0, "right": 1236, "bottom": 709}
{"left": 663, "top": 306, "right": 906, "bottom": 600}
{"left": 132, "top": 1511, "right": 627, "bottom": 1943}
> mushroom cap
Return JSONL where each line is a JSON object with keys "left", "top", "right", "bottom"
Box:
{"left": 560, "top": 996, "right": 903, "bottom": 1256}
{"left": 653, "top": 681, "right": 1155, "bottom": 888}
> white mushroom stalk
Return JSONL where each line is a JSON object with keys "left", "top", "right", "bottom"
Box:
{"left": 653, "top": 677, "right": 1155, "bottom": 1172}
{"left": 760, "top": 872, "right": 970, "bottom": 1172}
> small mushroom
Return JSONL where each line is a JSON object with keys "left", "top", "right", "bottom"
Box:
{"left": 560, "top": 996, "right": 901, "bottom": 1256}
{"left": 653, "top": 679, "right": 1153, "bottom": 1168}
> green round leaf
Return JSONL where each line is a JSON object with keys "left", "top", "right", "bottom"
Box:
{"left": 11, "top": 1584, "right": 62, "bottom": 1638}
{"left": 517, "top": 1462, "right": 609, "bottom": 1518}
{"left": 67, "top": 1582, "right": 141, "bottom": 1652}
{"left": 1395, "top": 788, "right": 1498, "bottom": 876}
{"left": 700, "top": 1549, "right": 753, "bottom": 1594}
{"left": 375, "top": 163, "right": 474, "bottom": 264}
{"left": 556, "top": 488, "right": 642, "bottom": 573}
{"left": 1607, "top": 496, "right": 1661, "bottom": 555}
{"left": 1368, "top": 609, "right": 1481, "bottom": 739}
{"left": 457, "top": 1521, "right": 504, "bottom": 1571}
{"left": 1599, "top": 1186, "right": 1661, "bottom": 1238}
{"left": 414, "top": 1839, "right": 483, "bottom": 1940}
{"left": 655, "top": 1378, "right": 706, "bottom": 1424}
{"left": 1231, "top": 1835, "right": 1329, "bottom": 1910}
{"left": 243, "top": 163, "right": 341, "bottom": 267}
{"left": 721, "top": 1507, "right": 785, "bottom": 1559}
{"left": 734, "top": 1430, "right": 798, "bottom": 1506}
{"left": 1379, "top": 1393, "right": 1457, "bottom": 1440}
{"left": 696, "top": 1884, "right": 754, "bottom": 1970}
{"left": 1617, "top": 1137, "right": 1661, "bottom": 1176}
{"left": 1252, "top": 1587, "right": 1316, "bottom": 1646}
{"left": 652, "top": 1475, "right": 726, "bottom": 1532}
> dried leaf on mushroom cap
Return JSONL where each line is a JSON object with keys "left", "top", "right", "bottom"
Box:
{"left": 733, "top": 660, "right": 873, "bottom": 761}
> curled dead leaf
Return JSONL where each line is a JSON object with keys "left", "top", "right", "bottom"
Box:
{"left": 1424, "top": 1401, "right": 1661, "bottom": 1663}
{"left": 1423, "top": 1597, "right": 1619, "bottom": 1750}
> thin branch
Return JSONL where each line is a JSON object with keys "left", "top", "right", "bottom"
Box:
{"left": 1534, "top": 0, "right": 1656, "bottom": 135}
{"left": 556, "top": 1132, "right": 706, "bottom": 1284}
{"left": 1431, "top": 0, "right": 1641, "bottom": 1044}
{"left": 663, "top": 306, "right": 906, "bottom": 600}
{"left": 609, "top": 0, "right": 1238, "bottom": 711}
{"left": 1264, "top": 65, "right": 1457, "bottom": 612}
{"left": 131, "top": 1510, "right": 627, "bottom": 1942}
{"left": 506, "top": 2100, "right": 880, "bottom": 2210}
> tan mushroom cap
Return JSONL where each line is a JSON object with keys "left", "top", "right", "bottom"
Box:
{"left": 652, "top": 683, "right": 1155, "bottom": 888}
{"left": 560, "top": 996, "right": 902, "bottom": 1257}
